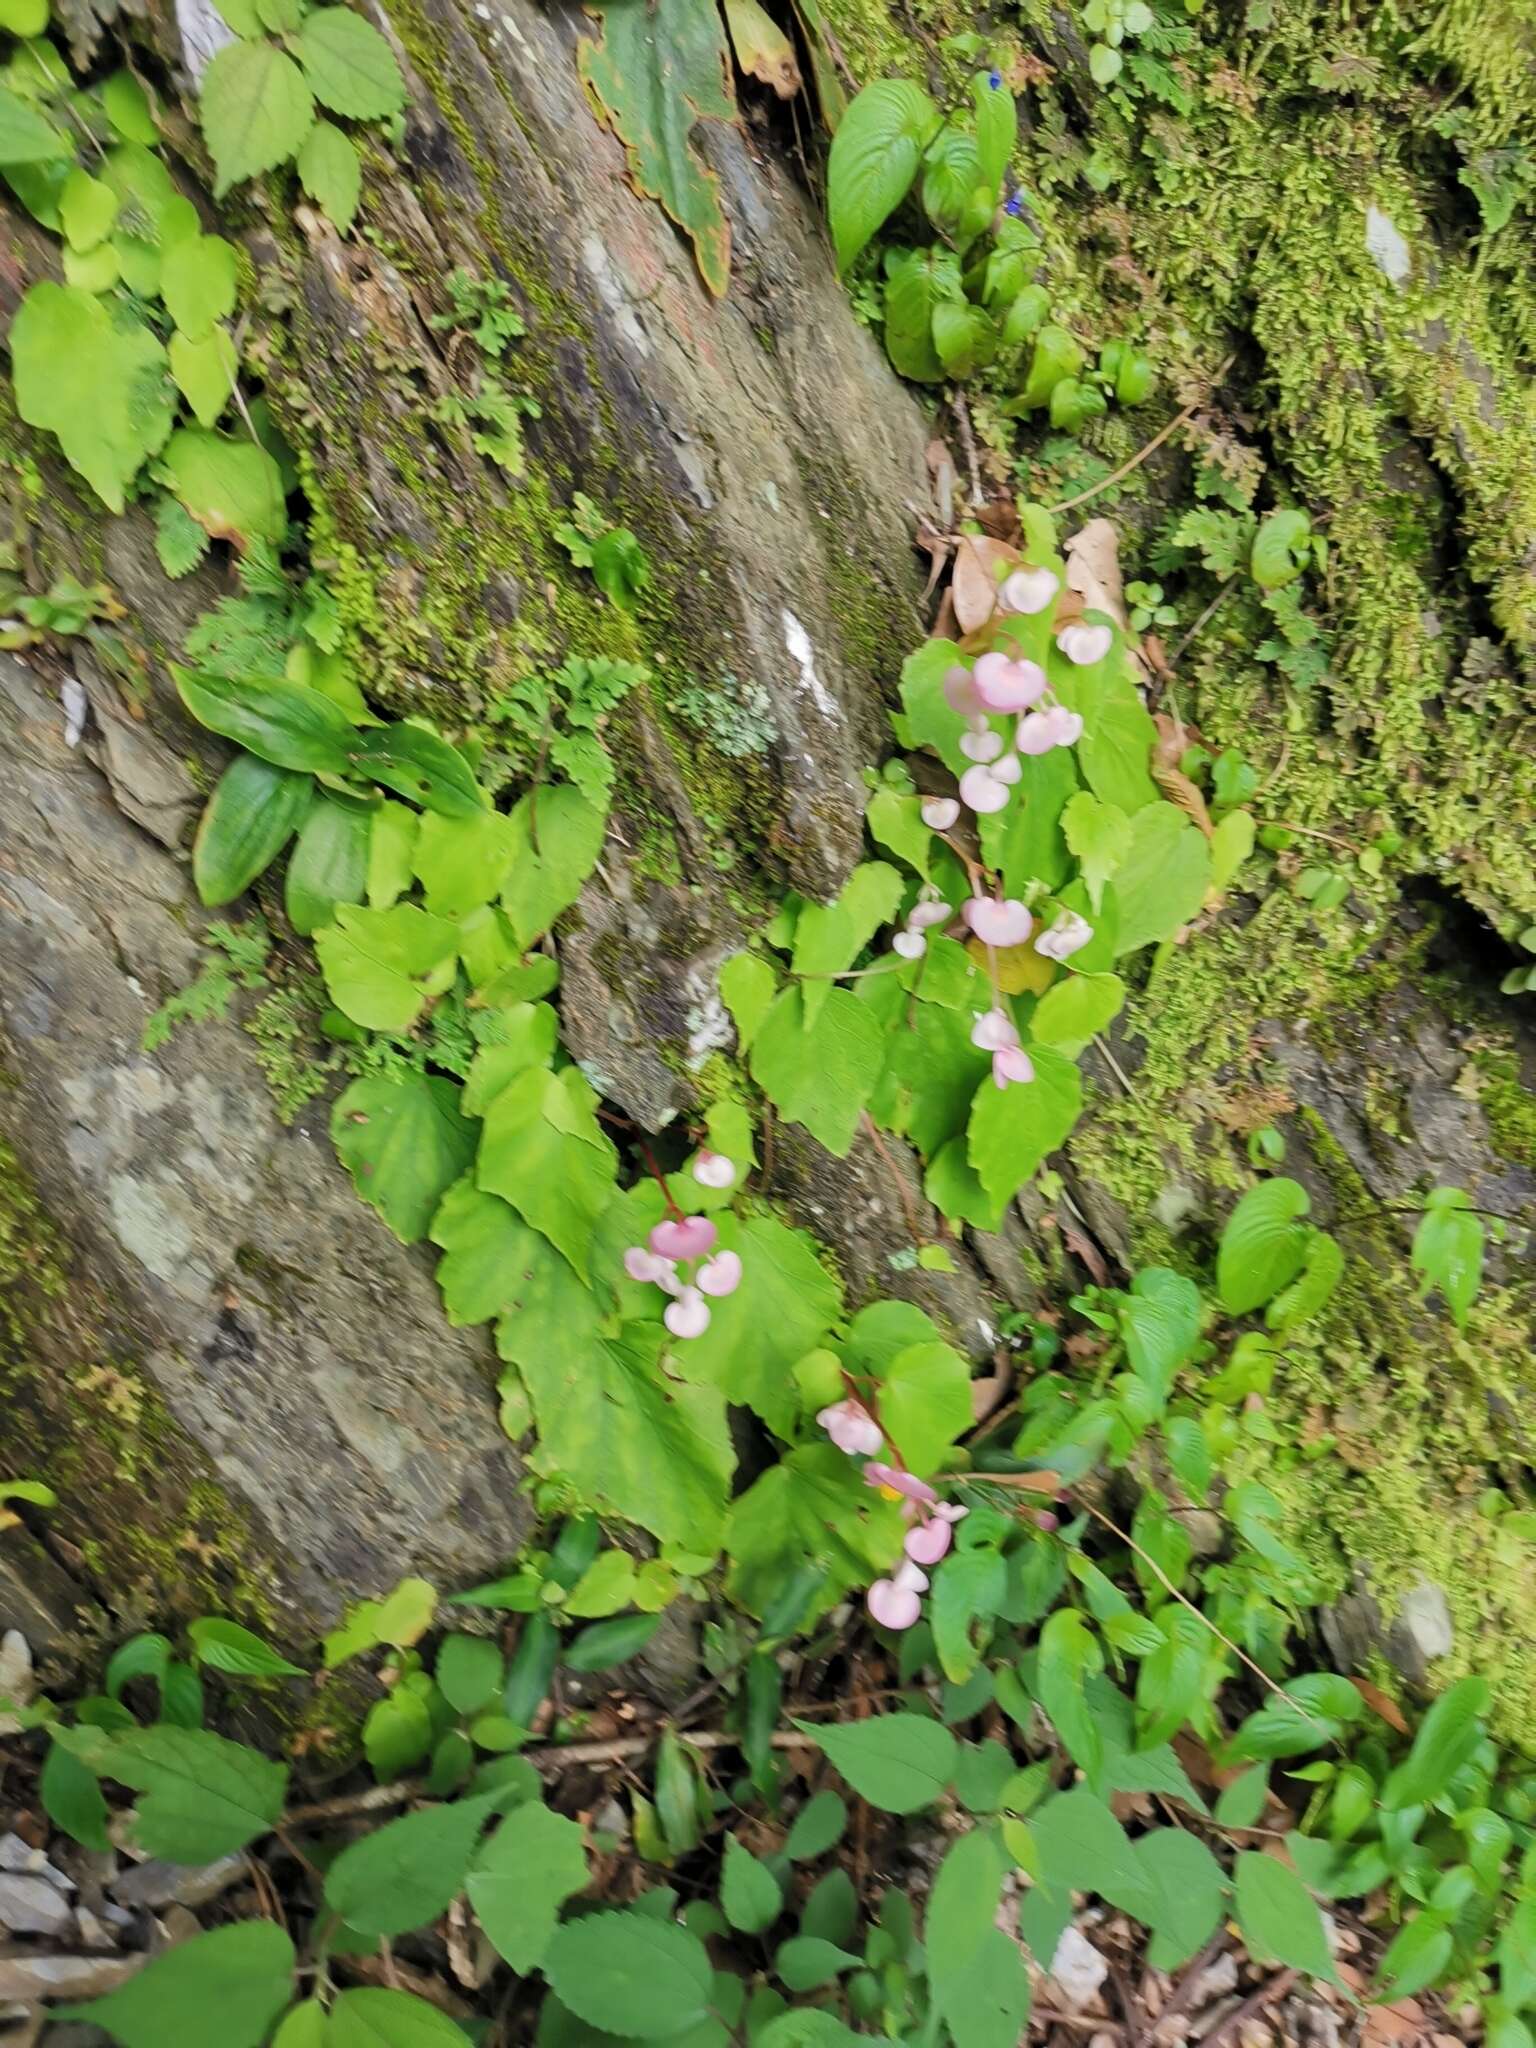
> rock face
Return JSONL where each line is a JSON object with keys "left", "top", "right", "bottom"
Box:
{"left": 0, "top": 653, "right": 527, "bottom": 1631}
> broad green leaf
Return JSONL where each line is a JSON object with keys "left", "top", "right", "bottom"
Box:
{"left": 932, "top": 299, "right": 998, "bottom": 379}
{"left": 563, "top": 1611, "right": 661, "bottom": 1670}
{"left": 363, "top": 1687, "right": 433, "bottom": 1780}
{"left": 1217, "top": 1178, "right": 1313, "bottom": 1315}
{"left": 41, "top": 1741, "right": 110, "bottom": 1851}
{"left": 193, "top": 753, "right": 312, "bottom": 906}
{"left": 521, "top": 1321, "right": 732, "bottom": 1552}
{"left": 784, "top": 1790, "right": 847, "bottom": 1861}
{"left": 797, "top": 1711, "right": 957, "bottom": 1814}
{"left": 1135, "top": 1828, "right": 1226, "bottom": 1969}
{"left": 719, "top": 949, "right": 776, "bottom": 1049}
{"left": 1030, "top": 971, "right": 1124, "bottom": 1054}
{"left": 353, "top": 724, "right": 487, "bottom": 819}
{"left": 60, "top": 1923, "right": 295, "bottom": 2048}
{"left": 676, "top": 1214, "right": 840, "bottom": 1435}
{"left": 0, "top": 82, "right": 66, "bottom": 164}
{"left": 328, "top": 1989, "right": 473, "bottom": 2045}
{"left": 502, "top": 784, "right": 606, "bottom": 943}
{"left": 1376, "top": 1914, "right": 1454, "bottom": 2002}
{"left": 1265, "top": 1229, "right": 1343, "bottom": 1331}
{"left": 1112, "top": 802, "right": 1212, "bottom": 954}
{"left": 297, "top": 118, "right": 362, "bottom": 232}
{"left": 468, "top": 1802, "right": 588, "bottom": 1972}
{"left": 1062, "top": 790, "right": 1130, "bottom": 911}
{"left": 1036, "top": 1610, "right": 1102, "bottom": 1777}
{"left": 775, "top": 1936, "right": 858, "bottom": 1990}
{"left": 878, "top": 1339, "right": 971, "bottom": 1476}
{"left": 59, "top": 167, "right": 119, "bottom": 250}
{"left": 791, "top": 860, "right": 903, "bottom": 1025}
{"left": 1498, "top": 1898, "right": 1536, "bottom": 2010}
{"left": 286, "top": 795, "right": 370, "bottom": 935}
{"left": 564, "top": 1549, "right": 637, "bottom": 1618}
{"left": 1210, "top": 808, "right": 1255, "bottom": 891}
{"left": 161, "top": 232, "right": 238, "bottom": 338}
{"left": 866, "top": 787, "right": 934, "bottom": 877}
{"left": 979, "top": 744, "right": 1079, "bottom": 893}
{"left": 725, "top": 1444, "right": 902, "bottom": 1621}
{"left": 435, "top": 1634, "right": 503, "bottom": 1715}
{"left": 1383, "top": 1675, "right": 1488, "bottom": 1810}
{"left": 161, "top": 428, "right": 287, "bottom": 549}
{"left": 315, "top": 902, "right": 459, "bottom": 1032}
{"left": 1251, "top": 508, "right": 1311, "bottom": 590}
{"left": 477, "top": 1065, "right": 617, "bottom": 1275}
{"left": 462, "top": 1005, "right": 558, "bottom": 1113}
{"left": 1053, "top": 652, "right": 1158, "bottom": 815}
{"left": 972, "top": 68, "right": 1013, "bottom": 194}
{"left": 577, "top": 0, "right": 735, "bottom": 295}
{"left": 1411, "top": 1189, "right": 1484, "bottom": 1329}
{"left": 188, "top": 1617, "right": 305, "bottom": 1678}
{"left": 368, "top": 800, "right": 419, "bottom": 909}
{"left": 929, "top": 1832, "right": 1027, "bottom": 2048}
{"left": 99, "top": 1725, "right": 287, "bottom": 1861}
{"left": 1029, "top": 1788, "right": 1157, "bottom": 1918}
{"left": 542, "top": 1911, "right": 713, "bottom": 2039}
{"left": 827, "top": 77, "right": 941, "bottom": 271}
{"left": 332, "top": 1074, "right": 476, "bottom": 1243}
{"left": 492, "top": 1228, "right": 605, "bottom": 1376}
{"left": 413, "top": 808, "right": 515, "bottom": 915}
{"left": 325, "top": 1795, "right": 497, "bottom": 1937}
{"left": 749, "top": 984, "right": 886, "bottom": 1157}
{"left": 178, "top": 669, "right": 353, "bottom": 773}
{"left": 722, "top": 1834, "right": 782, "bottom": 1934}
{"left": 296, "top": 7, "right": 406, "bottom": 118}
{"left": 10, "top": 282, "right": 172, "bottom": 511}
{"left": 965, "top": 1044, "right": 1081, "bottom": 1204}
{"left": 101, "top": 69, "right": 159, "bottom": 144}
{"left": 432, "top": 1178, "right": 546, "bottom": 1324}
{"left": 1233, "top": 1851, "right": 1334, "bottom": 1980}
{"left": 170, "top": 326, "right": 239, "bottom": 428}
{"left": 1225, "top": 1675, "right": 1361, "bottom": 1761}
{"left": 200, "top": 40, "right": 315, "bottom": 196}
{"left": 1215, "top": 1764, "right": 1269, "bottom": 1828}
{"left": 882, "top": 244, "right": 956, "bottom": 381}
{"left": 1118, "top": 1266, "right": 1201, "bottom": 1403}
{"left": 931, "top": 1548, "right": 1005, "bottom": 1683}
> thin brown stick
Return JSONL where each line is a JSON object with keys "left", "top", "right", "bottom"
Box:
{"left": 861, "top": 1110, "right": 929, "bottom": 1252}
{"left": 1032, "top": 2008, "right": 1125, "bottom": 2035}
{"left": 1154, "top": 1934, "right": 1228, "bottom": 2032}
{"left": 952, "top": 390, "right": 985, "bottom": 509}
{"left": 1047, "top": 355, "right": 1237, "bottom": 516}
{"left": 1199, "top": 1969, "right": 1298, "bottom": 2048}
{"left": 1073, "top": 1499, "right": 1323, "bottom": 1726}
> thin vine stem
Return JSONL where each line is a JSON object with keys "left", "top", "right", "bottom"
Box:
{"left": 1045, "top": 353, "right": 1238, "bottom": 516}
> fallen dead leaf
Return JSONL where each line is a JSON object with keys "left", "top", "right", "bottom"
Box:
{"left": 722, "top": 0, "right": 801, "bottom": 95}
{"left": 952, "top": 534, "right": 1022, "bottom": 635}
{"left": 1065, "top": 518, "right": 1129, "bottom": 630}
{"left": 970, "top": 1358, "right": 1014, "bottom": 1426}
{"left": 1362, "top": 1998, "right": 1425, "bottom": 2048}
{"left": 1349, "top": 1677, "right": 1411, "bottom": 1736}
{"left": 926, "top": 438, "right": 958, "bottom": 530}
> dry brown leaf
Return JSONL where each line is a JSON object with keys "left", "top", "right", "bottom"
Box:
{"left": 1058, "top": 1213, "right": 1109, "bottom": 1286}
{"left": 951, "top": 534, "right": 1021, "bottom": 635}
{"left": 1064, "top": 517, "right": 1128, "bottom": 630}
{"left": 722, "top": 0, "right": 801, "bottom": 95}
{"left": 1152, "top": 758, "right": 1215, "bottom": 838}
{"left": 969, "top": 1358, "right": 1013, "bottom": 1425}
{"left": 926, "top": 438, "right": 958, "bottom": 530}
{"left": 1349, "top": 1677, "right": 1411, "bottom": 1736}
{"left": 1362, "top": 1999, "right": 1425, "bottom": 2048}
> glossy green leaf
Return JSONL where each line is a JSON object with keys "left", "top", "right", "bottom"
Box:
{"left": 542, "top": 1911, "right": 713, "bottom": 2039}
{"left": 826, "top": 77, "right": 941, "bottom": 272}
{"left": 1029, "top": 1788, "right": 1157, "bottom": 1918}
{"left": 200, "top": 40, "right": 315, "bottom": 196}
{"left": 297, "top": 118, "right": 362, "bottom": 232}
{"left": 161, "top": 233, "right": 238, "bottom": 339}
{"left": 722, "top": 1834, "right": 782, "bottom": 1933}
{"left": 188, "top": 1617, "right": 305, "bottom": 1679}
{"left": 353, "top": 724, "right": 486, "bottom": 819}
{"left": 10, "top": 283, "right": 172, "bottom": 511}
{"left": 1411, "top": 1188, "right": 1484, "bottom": 1329}
{"left": 286, "top": 795, "right": 370, "bottom": 935}
{"left": 60, "top": 1923, "right": 295, "bottom": 2048}
{"left": 327, "top": 1989, "right": 473, "bottom": 2045}
{"left": 966, "top": 1044, "right": 1081, "bottom": 1205}
{"left": 296, "top": 7, "right": 406, "bottom": 118}
{"left": 1216, "top": 1178, "right": 1313, "bottom": 1315}
{"left": 192, "top": 753, "right": 312, "bottom": 907}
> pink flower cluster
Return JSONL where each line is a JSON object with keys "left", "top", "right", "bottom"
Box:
{"left": 815, "top": 1401, "right": 968, "bottom": 1632}
{"left": 891, "top": 885, "right": 954, "bottom": 962}
{"left": 971, "top": 1003, "right": 1034, "bottom": 1090}
{"left": 939, "top": 601, "right": 1114, "bottom": 821}
{"left": 625, "top": 1212, "right": 741, "bottom": 1340}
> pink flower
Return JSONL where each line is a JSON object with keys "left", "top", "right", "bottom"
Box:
{"left": 664, "top": 1287, "right": 711, "bottom": 1339}
{"left": 1057, "top": 620, "right": 1114, "bottom": 666}
{"left": 1001, "top": 566, "right": 1059, "bottom": 615}
{"left": 863, "top": 1462, "right": 937, "bottom": 1504}
{"left": 1034, "top": 1509, "right": 1060, "bottom": 1532}
{"left": 959, "top": 727, "right": 1004, "bottom": 764}
{"left": 691, "top": 1150, "right": 736, "bottom": 1190}
{"left": 624, "top": 1246, "right": 676, "bottom": 1286}
{"left": 992, "top": 1044, "right": 1035, "bottom": 1088}
{"left": 817, "top": 1399, "right": 882, "bottom": 1457}
{"left": 991, "top": 753, "right": 1022, "bottom": 786}
{"left": 697, "top": 1249, "right": 743, "bottom": 1298}
{"left": 973, "top": 651, "right": 1049, "bottom": 713}
{"left": 907, "top": 895, "right": 952, "bottom": 931}
{"left": 867, "top": 1558, "right": 929, "bottom": 1631}
{"left": 904, "top": 1517, "right": 956, "bottom": 1565}
{"left": 959, "top": 764, "right": 1010, "bottom": 814}
{"left": 921, "top": 797, "right": 960, "bottom": 831}
{"left": 970, "top": 1005, "right": 1020, "bottom": 1053}
{"left": 1040, "top": 704, "right": 1084, "bottom": 747}
{"left": 650, "top": 1215, "right": 718, "bottom": 1261}
{"left": 1036, "top": 910, "right": 1094, "bottom": 962}
{"left": 943, "top": 665, "right": 983, "bottom": 717}
{"left": 963, "top": 896, "right": 1033, "bottom": 949}
{"left": 892, "top": 929, "right": 926, "bottom": 960}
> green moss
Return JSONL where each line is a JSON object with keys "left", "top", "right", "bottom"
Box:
{"left": 1473, "top": 1043, "right": 1536, "bottom": 1171}
{"left": 0, "top": 1136, "right": 281, "bottom": 1635}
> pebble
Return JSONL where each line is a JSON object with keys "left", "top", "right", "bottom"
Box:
{"left": 0, "top": 1874, "right": 74, "bottom": 1939}
{"left": 0, "top": 1953, "right": 140, "bottom": 2002}
{"left": 1048, "top": 1924, "right": 1109, "bottom": 2010}
{"left": 0, "top": 1839, "right": 71, "bottom": 1890}
{"left": 109, "top": 1854, "right": 245, "bottom": 1911}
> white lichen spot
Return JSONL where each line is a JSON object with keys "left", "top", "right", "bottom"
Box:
{"left": 1365, "top": 205, "right": 1411, "bottom": 285}
{"left": 580, "top": 237, "right": 652, "bottom": 360}
{"left": 976, "top": 1317, "right": 996, "bottom": 1347}
{"left": 684, "top": 973, "right": 734, "bottom": 1067}
{"left": 781, "top": 608, "right": 839, "bottom": 723}
{"left": 61, "top": 677, "right": 87, "bottom": 748}
{"left": 176, "top": 0, "right": 237, "bottom": 84}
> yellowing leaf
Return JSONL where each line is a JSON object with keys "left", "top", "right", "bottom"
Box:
{"left": 579, "top": 0, "right": 736, "bottom": 297}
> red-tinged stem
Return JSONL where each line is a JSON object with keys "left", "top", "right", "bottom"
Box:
{"left": 638, "top": 1141, "right": 687, "bottom": 1222}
